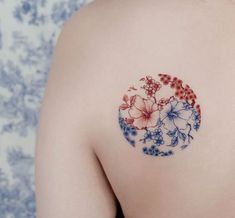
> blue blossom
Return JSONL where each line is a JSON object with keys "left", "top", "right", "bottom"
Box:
{"left": 160, "top": 99, "right": 193, "bottom": 130}
{"left": 142, "top": 128, "right": 163, "bottom": 143}
{"left": 141, "top": 128, "right": 164, "bottom": 148}
{"left": 143, "top": 130, "right": 152, "bottom": 142}
{"left": 151, "top": 128, "right": 162, "bottom": 138}
{"left": 153, "top": 136, "right": 164, "bottom": 146}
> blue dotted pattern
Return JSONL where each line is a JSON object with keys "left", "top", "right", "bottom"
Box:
{"left": 118, "top": 111, "right": 137, "bottom": 147}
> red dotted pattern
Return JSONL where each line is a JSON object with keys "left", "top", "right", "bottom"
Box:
{"left": 140, "top": 76, "right": 162, "bottom": 98}
{"left": 159, "top": 73, "right": 201, "bottom": 123}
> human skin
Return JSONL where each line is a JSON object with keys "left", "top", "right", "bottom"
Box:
{"left": 35, "top": 0, "right": 235, "bottom": 217}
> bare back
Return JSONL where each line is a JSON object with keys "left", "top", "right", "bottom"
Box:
{"left": 36, "top": 1, "right": 235, "bottom": 218}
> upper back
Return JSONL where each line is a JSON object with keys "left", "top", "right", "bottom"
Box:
{"left": 61, "top": 0, "right": 235, "bottom": 217}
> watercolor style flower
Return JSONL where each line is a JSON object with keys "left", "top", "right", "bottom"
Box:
{"left": 118, "top": 74, "right": 201, "bottom": 157}
{"left": 160, "top": 99, "right": 193, "bottom": 130}
{"left": 128, "top": 95, "right": 159, "bottom": 130}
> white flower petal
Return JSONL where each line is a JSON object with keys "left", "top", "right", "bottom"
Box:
{"left": 178, "top": 110, "right": 192, "bottom": 121}
{"left": 170, "top": 99, "right": 178, "bottom": 108}
{"left": 129, "top": 106, "right": 143, "bottom": 118}
{"left": 134, "top": 95, "right": 146, "bottom": 111}
{"left": 174, "top": 101, "right": 184, "bottom": 111}
{"left": 133, "top": 116, "right": 148, "bottom": 130}
{"left": 160, "top": 103, "right": 171, "bottom": 120}
{"left": 174, "top": 118, "right": 188, "bottom": 130}
{"left": 143, "top": 100, "right": 154, "bottom": 114}
{"left": 162, "top": 117, "right": 176, "bottom": 130}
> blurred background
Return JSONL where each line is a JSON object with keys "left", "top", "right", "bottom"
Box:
{"left": 0, "top": 0, "right": 92, "bottom": 217}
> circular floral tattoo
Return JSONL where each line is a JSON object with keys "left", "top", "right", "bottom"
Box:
{"left": 118, "top": 74, "right": 201, "bottom": 157}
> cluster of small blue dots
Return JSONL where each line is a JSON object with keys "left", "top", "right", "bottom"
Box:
{"left": 143, "top": 145, "right": 174, "bottom": 157}
{"left": 143, "top": 128, "right": 164, "bottom": 146}
{"left": 193, "top": 111, "right": 200, "bottom": 131}
{"left": 118, "top": 115, "right": 137, "bottom": 146}
{"left": 182, "top": 102, "right": 193, "bottom": 110}
{"left": 182, "top": 102, "right": 201, "bottom": 131}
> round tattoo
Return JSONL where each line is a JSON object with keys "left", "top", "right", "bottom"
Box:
{"left": 118, "top": 74, "right": 201, "bottom": 157}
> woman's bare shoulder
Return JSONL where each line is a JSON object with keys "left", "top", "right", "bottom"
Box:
{"left": 35, "top": 2, "right": 121, "bottom": 218}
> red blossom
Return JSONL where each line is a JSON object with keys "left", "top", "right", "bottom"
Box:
{"left": 158, "top": 73, "right": 199, "bottom": 107}
{"left": 128, "top": 95, "right": 159, "bottom": 129}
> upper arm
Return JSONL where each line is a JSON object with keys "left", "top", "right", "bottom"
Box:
{"left": 35, "top": 4, "right": 116, "bottom": 218}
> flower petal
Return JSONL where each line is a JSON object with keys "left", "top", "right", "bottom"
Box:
{"left": 143, "top": 99, "right": 154, "bottom": 113}
{"left": 130, "top": 95, "right": 136, "bottom": 106}
{"left": 178, "top": 110, "right": 192, "bottom": 120}
{"left": 123, "top": 94, "right": 129, "bottom": 103}
{"left": 133, "top": 116, "right": 148, "bottom": 129}
{"left": 174, "top": 101, "right": 184, "bottom": 111}
{"left": 160, "top": 103, "right": 171, "bottom": 120}
{"left": 119, "top": 103, "right": 129, "bottom": 110}
{"left": 162, "top": 117, "right": 176, "bottom": 130}
{"left": 128, "top": 106, "right": 143, "bottom": 118}
{"left": 134, "top": 95, "right": 146, "bottom": 111}
{"left": 174, "top": 118, "right": 188, "bottom": 129}
{"left": 147, "top": 111, "right": 159, "bottom": 128}
{"left": 170, "top": 99, "right": 178, "bottom": 108}
{"left": 152, "top": 103, "right": 159, "bottom": 111}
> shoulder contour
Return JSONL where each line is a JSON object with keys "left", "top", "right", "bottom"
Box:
{"left": 44, "top": 1, "right": 116, "bottom": 134}
{"left": 61, "top": 0, "right": 114, "bottom": 40}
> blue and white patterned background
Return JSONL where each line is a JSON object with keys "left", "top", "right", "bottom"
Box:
{"left": 0, "top": 1, "right": 91, "bottom": 217}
